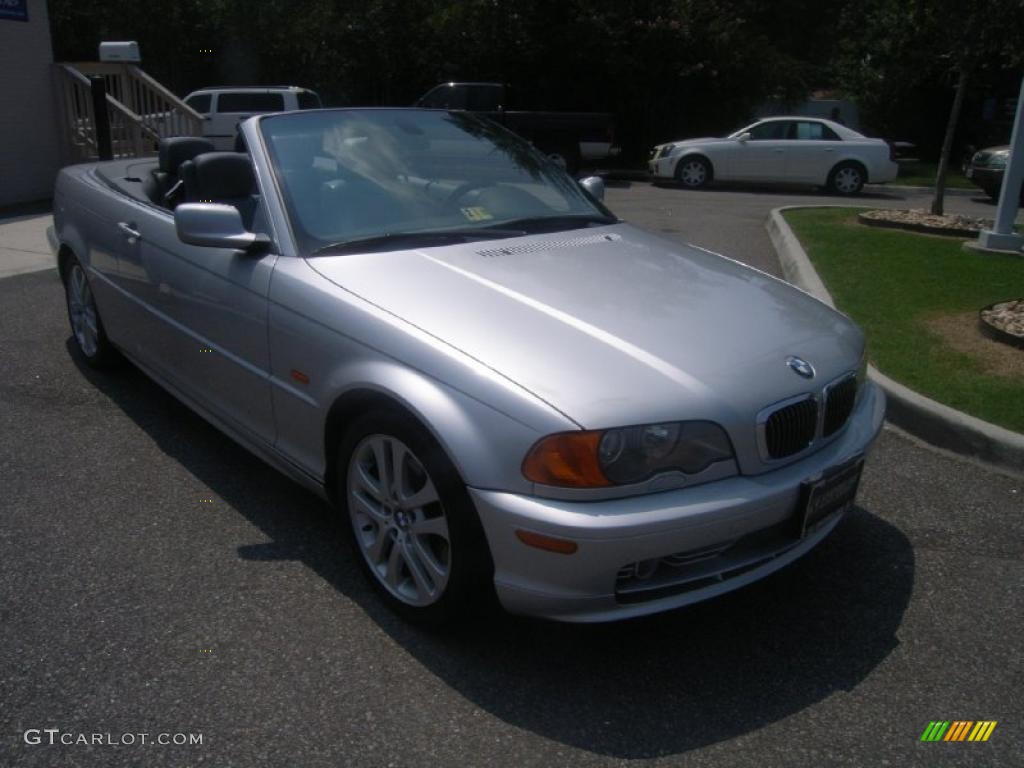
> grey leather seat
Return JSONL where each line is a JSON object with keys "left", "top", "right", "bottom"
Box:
{"left": 145, "top": 136, "right": 215, "bottom": 206}
{"left": 180, "top": 152, "right": 259, "bottom": 228}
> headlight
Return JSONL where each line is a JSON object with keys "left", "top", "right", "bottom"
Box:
{"left": 522, "top": 421, "right": 735, "bottom": 488}
{"left": 660, "top": 144, "right": 675, "bottom": 158}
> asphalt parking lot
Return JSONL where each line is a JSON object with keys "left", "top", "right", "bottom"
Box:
{"left": 1, "top": 183, "right": 1022, "bottom": 767}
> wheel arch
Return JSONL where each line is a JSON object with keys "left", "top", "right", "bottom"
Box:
{"left": 829, "top": 157, "right": 868, "bottom": 184}
{"left": 323, "top": 387, "right": 432, "bottom": 504}
{"left": 675, "top": 152, "right": 715, "bottom": 181}
{"left": 53, "top": 218, "right": 90, "bottom": 283}
{"left": 56, "top": 243, "right": 76, "bottom": 283}
{"left": 320, "top": 367, "right": 547, "bottom": 504}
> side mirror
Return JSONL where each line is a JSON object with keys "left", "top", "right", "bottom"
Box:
{"left": 579, "top": 175, "right": 605, "bottom": 201}
{"left": 174, "top": 203, "right": 269, "bottom": 252}
{"left": 737, "top": 132, "right": 752, "bottom": 143}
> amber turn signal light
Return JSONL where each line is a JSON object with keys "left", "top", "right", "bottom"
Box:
{"left": 515, "top": 529, "right": 578, "bottom": 555}
{"left": 521, "top": 431, "right": 612, "bottom": 488}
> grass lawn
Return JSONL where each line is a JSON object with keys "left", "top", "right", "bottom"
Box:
{"left": 784, "top": 207, "right": 1024, "bottom": 433}
{"left": 893, "top": 160, "right": 975, "bottom": 190}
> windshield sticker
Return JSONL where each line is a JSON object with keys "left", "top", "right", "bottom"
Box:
{"left": 460, "top": 206, "right": 494, "bottom": 222}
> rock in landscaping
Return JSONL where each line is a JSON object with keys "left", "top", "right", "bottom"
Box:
{"left": 859, "top": 208, "right": 995, "bottom": 237}
{"left": 981, "top": 299, "right": 1024, "bottom": 340}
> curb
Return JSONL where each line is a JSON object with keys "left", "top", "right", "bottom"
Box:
{"left": 864, "top": 183, "right": 978, "bottom": 197}
{"left": 0, "top": 213, "right": 57, "bottom": 279}
{"left": 767, "top": 205, "right": 1024, "bottom": 475}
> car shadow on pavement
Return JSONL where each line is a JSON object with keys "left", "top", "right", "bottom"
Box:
{"left": 69, "top": 342, "right": 915, "bottom": 760}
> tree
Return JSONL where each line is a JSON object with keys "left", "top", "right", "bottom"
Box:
{"left": 46, "top": 0, "right": 867, "bottom": 160}
{"left": 838, "top": 0, "right": 1024, "bottom": 215}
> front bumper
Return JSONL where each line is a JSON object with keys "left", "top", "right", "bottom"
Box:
{"left": 965, "top": 166, "right": 1005, "bottom": 195}
{"left": 648, "top": 155, "right": 676, "bottom": 178}
{"left": 470, "top": 380, "right": 886, "bottom": 622}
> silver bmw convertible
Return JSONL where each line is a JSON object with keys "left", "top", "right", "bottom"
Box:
{"left": 50, "top": 108, "right": 885, "bottom": 623}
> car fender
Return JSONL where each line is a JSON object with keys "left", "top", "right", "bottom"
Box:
{"left": 674, "top": 149, "right": 716, "bottom": 177}
{"left": 53, "top": 218, "right": 89, "bottom": 277}
{"left": 52, "top": 177, "right": 91, "bottom": 275}
{"left": 313, "top": 357, "right": 558, "bottom": 498}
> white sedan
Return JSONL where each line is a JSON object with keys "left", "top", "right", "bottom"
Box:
{"left": 649, "top": 117, "right": 898, "bottom": 195}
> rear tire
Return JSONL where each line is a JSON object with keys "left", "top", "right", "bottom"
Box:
{"left": 828, "top": 162, "right": 865, "bottom": 195}
{"left": 675, "top": 156, "right": 712, "bottom": 189}
{"left": 336, "top": 409, "right": 494, "bottom": 625}
{"left": 63, "top": 257, "right": 116, "bottom": 369}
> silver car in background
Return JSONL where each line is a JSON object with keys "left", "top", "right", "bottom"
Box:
{"left": 51, "top": 108, "right": 885, "bottom": 623}
{"left": 649, "top": 117, "right": 899, "bottom": 195}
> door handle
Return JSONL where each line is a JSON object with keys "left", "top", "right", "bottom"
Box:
{"left": 117, "top": 222, "right": 141, "bottom": 241}
{"left": 824, "top": 147, "right": 835, "bottom": 152}
{"left": 773, "top": 148, "right": 784, "bottom": 153}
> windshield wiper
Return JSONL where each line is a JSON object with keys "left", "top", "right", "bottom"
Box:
{"left": 311, "top": 228, "right": 527, "bottom": 256}
{"left": 485, "top": 214, "right": 617, "bottom": 234}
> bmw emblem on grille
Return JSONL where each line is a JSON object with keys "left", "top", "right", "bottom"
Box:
{"left": 786, "top": 355, "right": 815, "bottom": 379}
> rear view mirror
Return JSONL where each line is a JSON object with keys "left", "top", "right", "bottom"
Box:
{"left": 174, "top": 203, "right": 269, "bottom": 251}
{"left": 579, "top": 176, "right": 605, "bottom": 202}
{"left": 737, "top": 132, "right": 752, "bottom": 143}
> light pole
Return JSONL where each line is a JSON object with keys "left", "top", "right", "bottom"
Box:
{"left": 977, "top": 75, "right": 1024, "bottom": 252}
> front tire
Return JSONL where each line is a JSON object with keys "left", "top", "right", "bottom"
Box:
{"left": 337, "top": 409, "right": 494, "bottom": 624}
{"left": 675, "top": 156, "right": 712, "bottom": 189}
{"left": 828, "top": 162, "right": 866, "bottom": 195}
{"left": 64, "top": 258, "right": 116, "bottom": 368}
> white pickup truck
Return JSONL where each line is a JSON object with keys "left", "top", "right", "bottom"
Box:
{"left": 182, "top": 86, "right": 322, "bottom": 150}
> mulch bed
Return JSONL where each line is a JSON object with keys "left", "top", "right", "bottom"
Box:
{"left": 858, "top": 208, "right": 995, "bottom": 238}
{"left": 979, "top": 299, "right": 1024, "bottom": 350}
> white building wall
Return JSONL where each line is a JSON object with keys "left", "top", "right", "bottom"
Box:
{"left": 0, "top": 0, "right": 60, "bottom": 207}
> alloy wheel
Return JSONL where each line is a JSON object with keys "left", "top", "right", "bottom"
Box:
{"left": 67, "top": 264, "right": 99, "bottom": 358}
{"left": 346, "top": 434, "right": 451, "bottom": 606}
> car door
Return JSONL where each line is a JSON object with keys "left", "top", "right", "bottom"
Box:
{"left": 112, "top": 197, "right": 279, "bottom": 447}
{"left": 731, "top": 121, "right": 790, "bottom": 181}
{"left": 209, "top": 91, "right": 286, "bottom": 151}
{"left": 785, "top": 121, "right": 843, "bottom": 183}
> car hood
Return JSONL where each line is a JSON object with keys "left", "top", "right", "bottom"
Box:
{"left": 657, "top": 137, "right": 721, "bottom": 150}
{"left": 306, "top": 223, "right": 862, "bottom": 439}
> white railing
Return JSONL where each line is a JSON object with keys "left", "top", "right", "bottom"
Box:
{"left": 54, "top": 61, "right": 204, "bottom": 163}
{"left": 55, "top": 64, "right": 150, "bottom": 162}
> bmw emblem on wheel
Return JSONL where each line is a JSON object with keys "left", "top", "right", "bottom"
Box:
{"left": 786, "top": 355, "right": 815, "bottom": 379}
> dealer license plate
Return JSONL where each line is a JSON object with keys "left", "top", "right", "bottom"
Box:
{"left": 796, "top": 456, "right": 864, "bottom": 537}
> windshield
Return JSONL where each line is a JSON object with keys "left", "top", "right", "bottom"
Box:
{"left": 260, "top": 109, "right": 613, "bottom": 254}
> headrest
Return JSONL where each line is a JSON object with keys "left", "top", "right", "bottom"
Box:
{"left": 158, "top": 137, "right": 215, "bottom": 174}
{"left": 187, "top": 152, "right": 256, "bottom": 201}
